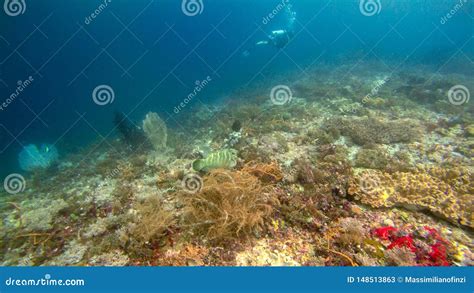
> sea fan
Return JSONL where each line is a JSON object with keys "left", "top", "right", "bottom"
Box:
{"left": 18, "top": 144, "right": 59, "bottom": 171}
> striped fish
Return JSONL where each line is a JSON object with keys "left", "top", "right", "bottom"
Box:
{"left": 192, "top": 149, "right": 238, "bottom": 172}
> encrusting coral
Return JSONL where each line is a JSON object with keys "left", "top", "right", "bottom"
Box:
{"left": 324, "top": 116, "right": 422, "bottom": 145}
{"left": 348, "top": 168, "right": 473, "bottom": 228}
{"left": 142, "top": 112, "right": 168, "bottom": 151}
{"left": 182, "top": 169, "right": 279, "bottom": 243}
{"left": 384, "top": 246, "right": 417, "bottom": 266}
{"left": 235, "top": 236, "right": 312, "bottom": 266}
{"left": 157, "top": 244, "right": 210, "bottom": 266}
{"left": 336, "top": 217, "right": 367, "bottom": 247}
{"left": 354, "top": 147, "right": 390, "bottom": 170}
{"left": 21, "top": 198, "right": 68, "bottom": 232}
{"left": 47, "top": 239, "right": 88, "bottom": 266}
{"left": 89, "top": 250, "right": 130, "bottom": 266}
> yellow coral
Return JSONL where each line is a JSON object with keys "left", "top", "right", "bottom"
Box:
{"left": 235, "top": 235, "right": 313, "bottom": 266}
{"left": 364, "top": 97, "right": 386, "bottom": 107}
{"left": 452, "top": 243, "right": 469, "bottom": 263}
{"left": 465, "top": 124, "right": 474, "bottom": 137}
{"left": 349, "top": 168, "right": 473, "bottom": 228}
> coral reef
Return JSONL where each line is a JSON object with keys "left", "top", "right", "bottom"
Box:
{"left": 336, "top": 217, "right": 367, "bottom": 247}
{"left": 354, "top": 146, "right": 390, "bottom": 170}
{"left": 324, "top": 117, "right": 423, "bottom": 145}
{"left": 384, "top": 246, "right": 417, "bottom": 266}
{"left": 465, "top": 124, "right": 474, "bottom": 137}
{"left": 21, "top": 198, "right": 68, "bottom": 232}
{"left": 89, "top": 250, "right": 130, "bottom": 266}
{"left": 354, "top": 147, "right": 414, "bottom": 172}
{"left": 157, "top": 244, "right": 210, "bottom": 266}
{"left": 235, "top": 237, "right": 310, "bottom": 266}
{"left": 348, "top": 169, "right": 473, "bottom": 228}
{"left": 48, "top": 240, "right": 88, "bottom": 266}
{"left": 240, "top": 161, "right": 283, "bottom": 184}
{"left": 1, "top": 63, "right": 472, "bottom": 267}
{"left": 83, "top": 215, "right": 119, "bottom": 239}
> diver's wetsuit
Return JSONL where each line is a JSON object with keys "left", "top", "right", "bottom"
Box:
{"left": 244, "top": 2, "right": 296, "bottom": 55}
{"left": 267, "top": 29, "right": 294, "bottom": 49}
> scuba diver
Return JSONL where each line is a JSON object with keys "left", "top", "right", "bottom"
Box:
{"left": 243, "top": 2, "right": 296, "bottom": 56}
{"left": 255, "top": 28, "right": 294, "bottom": 49}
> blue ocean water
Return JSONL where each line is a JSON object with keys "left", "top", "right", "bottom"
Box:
{"left": 0, "top": 0, "right": 472, "bottom": 178}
